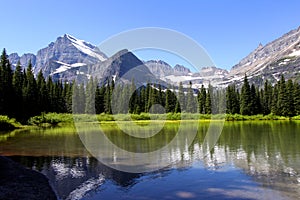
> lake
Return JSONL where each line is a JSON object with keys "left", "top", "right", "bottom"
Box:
{"left": 1, "top": 121, "right": 300, "bottom": 200}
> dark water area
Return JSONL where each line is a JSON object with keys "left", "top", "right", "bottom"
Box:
{"left": 1, "top": 121, "right": 300, "bottom": 199}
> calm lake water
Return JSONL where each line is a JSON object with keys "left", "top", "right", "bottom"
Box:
{"left": 1, "top": 121, "right": 300, "bottom": 200}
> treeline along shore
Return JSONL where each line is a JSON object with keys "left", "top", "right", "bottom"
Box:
{"left": 1, "top": 49, "right": 300, "bottom": 128}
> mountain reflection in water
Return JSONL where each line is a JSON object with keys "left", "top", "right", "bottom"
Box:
{"left": 1, "top": 121, "right": 300, "bottom": 199}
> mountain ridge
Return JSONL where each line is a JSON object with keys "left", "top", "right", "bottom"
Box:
{"left": 7, "top": 26, "right": 300, "bottom": 87}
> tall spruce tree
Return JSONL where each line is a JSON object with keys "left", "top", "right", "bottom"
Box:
{"left": 205, "top": 89, "right": 212, "bottom": 114}
{"left": 85, "top": 78, "right": 96, "bottom": 114}
{"left": 250, "top": 84, "right": 258, "bottom": 115}
{"left": 176, "top": 82, "right": 185, "bottom": 112}
{"left": 186, "top": 81, "right": 195, "bottom": 113}
{"left": 0, "top": 49, "right": 14, "bottom": 116}
{"left": 262, "top": 80, "right": 272, "bottom": 115}
{"left": 240, "top": 75, "right": 251, "bottom": 115}
{"left": 294, "top": 82, "right": 300, "bottom": 116}
{"left": 226, "top": 84, "right": 240, "bottom": 114}
{"left": 12, "top": 61, "right": 24, "bottom": 119}
{"left": 36, "top": 71, "right": 49, "bottom": 113}
{"left": 286, "top": 79, "right": 295, "bottom": 116}
{"left": 63, "top": 81, "right": 73, "bottom": 113}
{"left": 277, "top": 75, "right": 288, "bottom": 116}
{"left": 104, "top": 81, "right": 111, "bottom": 114}
{"left": 198, "top": 85, "right": 206, "bottom": 114}
{"left": 23, "top": 61, "right": 38, "bottom": 118}
{"left": 271, "top": 84, "right": 279, "bottom": 115}
{"left": 165, "top": 87, "right": 171, "bottom": 113}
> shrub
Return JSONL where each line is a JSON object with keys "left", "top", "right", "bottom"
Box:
{"left": 28, "top": 113, "right": 73, "bottom": 125}
{"left": 0, "top": 115, "right": 20, "bottom": 131}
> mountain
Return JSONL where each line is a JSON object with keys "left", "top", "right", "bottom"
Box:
{"left": 9, "top": 34, "right": 108, "bottom": 80}
{"left": 7, "top": 26, "right": 300, "bottom": 88}
{"left": 225, "top": 26, "right": 300, "bottom": 86}
{"left": 8, "top": 34, "right": 224, "bottom": 87}
{"left": 144, "top": 60, "right": 228, "bottom": 88}
{"left": 8, "top": 34, "right": 161, "bottom": 84}
{"left": 8, "top": 53, "right": 36, "bottom": 70}
{"left": 145, "top": 60, "right": 191, "bottom": 77}
{"left": 36, "top": 34, "right": 107, "bottom": 78}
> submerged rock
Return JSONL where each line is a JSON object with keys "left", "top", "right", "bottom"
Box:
{"left": 0, "top": 156, "right": 57, "bottom": 200}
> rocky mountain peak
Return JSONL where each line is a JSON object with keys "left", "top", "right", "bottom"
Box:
{"left": 226, "top": 26, "right": 300, "bottom": 87}
{"left": 174, "top": 64, "right": 191, "bottom": 74}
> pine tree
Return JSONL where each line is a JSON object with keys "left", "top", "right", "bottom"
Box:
{"left": 186, "top": 81, "right": 195, "bottom": 113}
{"left": 217, "top": 89, "right": 226, "bottom": 113}
{"left": 95, "top": 84, "right": 104, "bottom": 114}
{"left": 226, "top": 85, "right": 238, "bottom": 114}
{"left": 129, "top": 79, "right": 137, "bottom": 113}
{"left": 205, "top": 89, "right": 212, "bottom": 114}
{"left": 46, "top": 77, "right": 55, "bottom": 112}
{"left": 0, "top": 49, "right": 14, "bottom": 116}
{"left": 208, "top": 84, "right": 217, "bottom": 113}
{"left": 158, "top": 83, "right": 164, "bottom": 107}
{"left": 226, "top": 85, "right": 234, "bottom": 114}
{"left": 232, "top": 85, "right": 240, "bottom": 114}
{"left": 36, "top": 71, "right": 49, "bottom": 112}
{"left": 72, "top": 82, "right": 85, "bottom": 114}
{"left": 240, "top": 75, "right": 251, "bottom": 115}
{"left": 256, "top": 87, "right": 262, "bottom": 114}
{"left": 286, "top": 79, "right": 295, "bottom": 116}
{"left": 63, "top": 81, "right": 73, "bottom": 113}
{"left": 294, "top": 82, "right": 300, "bottom": 116}
{"left": 144, "top": 83, "right": 151, "bottom": 112}
{"left": 79, "top": 83, "right": 86, "bottom": 114}
{"left": 72, "top": 82, "right": 80, "bottom": 114}
{"left": 85, "top": 78, "right": 95, "bottom": 114}
{"left": 104, "top": 81, "right": 111, "bottom": 114}
{"left": 250, "top": 84, "right": 258, "bottom": 115}
{"left": 165, "top": 87, "right": 171, "bottom": 113}
{"left": 12, "top": 61, "right": 24, "bottom": 119}
{"left": 111, "top": 83, "right": 122, "bottom": 114}
{"left": 198, "top": 85, "right": 206, "bottom": 114}
{"left": 262, "top": 80, "right": 272, "bottom": 115}
{"left": 271, "top": 84, "right": 279, "bottom": 115}
{"left": 277, "top": 75, "right": 288, "bottom": 116}
{"left": 23, "top": 61, "right": 38, "bottom": 118}
{"left": 140, "top": 86, "right": 146, "bottom": 113}
{"left": 177, "top": 82, "right": 185, "bottom": 112}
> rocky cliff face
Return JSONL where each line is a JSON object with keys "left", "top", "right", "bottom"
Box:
{"left": 8, "top": 53, "right": 36, "bottom": 70}
{"left": 34, "top": 34, "right": 107, "bottom": 77}
{"left": 9, "top": 34, "right": 107, "bottom": 80}
{"left": 226, "top": 26, "right": 300, "bottom": 86}
{"left": 145, "top": 60, "right": 191, "bottom": 77}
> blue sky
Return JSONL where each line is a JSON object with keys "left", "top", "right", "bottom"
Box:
{"left": 1, "top": 0, "right": 300, "bottom": 70}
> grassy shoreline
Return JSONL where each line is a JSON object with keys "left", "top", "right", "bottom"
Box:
{"left": 26, "top": 113, "right": 300, "bottom": 126}
{"left": 1, "top": 113, "right": 299, "bottom": 130}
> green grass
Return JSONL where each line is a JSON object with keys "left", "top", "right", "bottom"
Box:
{"left": 27, "top": 112, "right": 299, "bottom": 126}
{"left": 225, "top": 114, "right": 288, "bottom": 121}
{"left": 0, "top": 115, "right": 21, "bottom": 131}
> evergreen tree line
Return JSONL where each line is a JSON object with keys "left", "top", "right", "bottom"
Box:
{"left": 0, "top": 49, "right": 73, "bottom": 122}
{"left": 226, "top": 75, "right": 300, "bottom": 117}
{"left": 1, "top": 49, "right": 300, "bottom": 123}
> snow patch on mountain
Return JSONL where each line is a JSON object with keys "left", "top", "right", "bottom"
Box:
{"left": 65, "top": 34, "right": 107, "bottom": 61}
{"left": 51, "top": 61, "right": 86, "bottom": 75}
{"left": 290, "top": 49, "right": 300, "bottom": 57}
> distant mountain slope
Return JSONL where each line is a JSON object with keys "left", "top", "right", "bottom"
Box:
{"left": 225, "top": 26, "right": 300, "bottom": 86}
